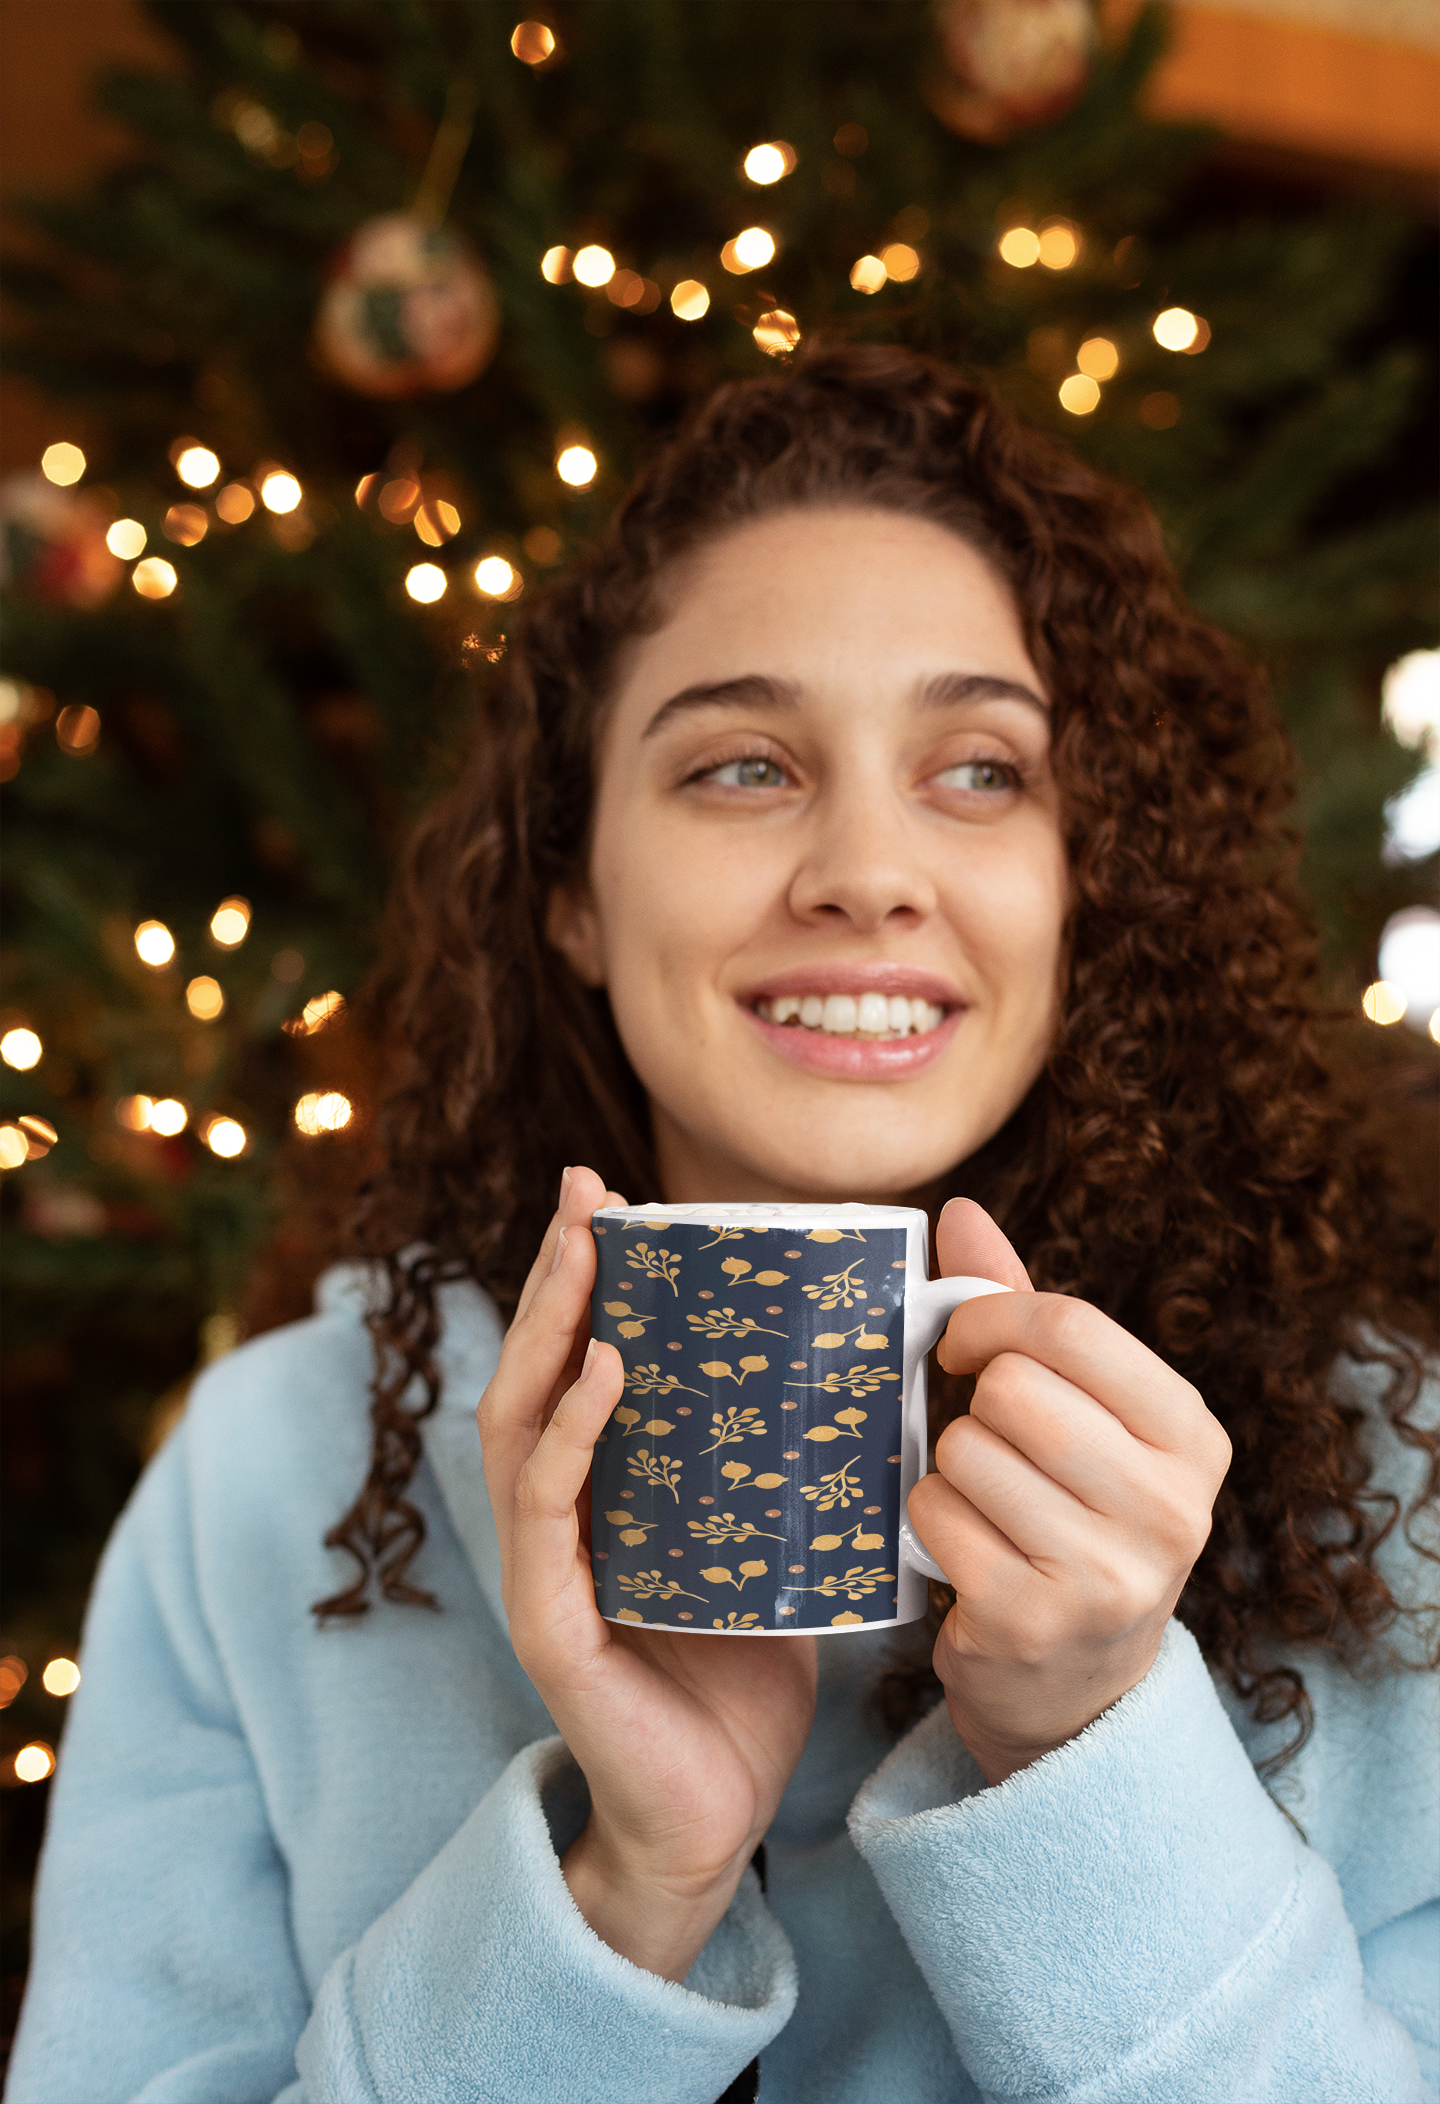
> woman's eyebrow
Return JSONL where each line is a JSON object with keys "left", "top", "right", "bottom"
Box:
{"left": 918, "top": 670, "right": 1049, "bottom": 714}
{"left": 641, "top": 674, "right": 799, "bottom": 740}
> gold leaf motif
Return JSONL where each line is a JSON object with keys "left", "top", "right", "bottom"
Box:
{"left": 855, "top": 1531, "right": 886, "bottom": 1549}
{"left": 720, "top": 1257, "right": 752, "bottom": 1277}
{"left": 687, "top": 1512, "right": 785, "bottom": 1544}
{"left": 625, "top": 1241, "right": 682, "bottom": 1294}
{"left": 699, "top": 1226, "right": 746, "bottom": 1250}
{"left": 618, "top": 1322, "right": 647, "bottom": 1339}
{"left": 699, "top": 1404, "right": 768, "bottom": 1455}
{"left": 618, "top": 1528, "right": 649, "bottom": 1546}
{"left": 752, "top": 1269, "right": 788, "bottom": 1285}
{"left": 712, "top": 1612, "right": 762, "bottom": 1630}
{"left": 699, "top": 1560, "right": 769, "bottom": 1592}
{"left": 626, "top": 1447, "right": 683, "bottom": 1500}
{"left": 813, "top": 1332, "right": 847, "bottom": 1349}
{"left": 613, "top": 1406, "right": 641, "bottom": 1431}
{"left": 617, "top": 1608, "right": 644, "bottom": 1623}
{"left": 800, "top": 1262, "right": 867, "bottom": 1310}
{"left": 640, "top": 1418, "right": 674, "bottom": 1435}
{"left": 624, "top": 1364, "right": 704, "bottom": 1402}
{"left": 800, "top": 1457, "right": 863, "bottom": 1512}
{"left": 686, "top": 1307, "right": 788, "bottom": 1340}
{"left": 617, "top": 1568, "right": 707, "bottom": 1604}
{"left": 803, "top": 1426, "right": 842, "bottom": 1443}
{"left": 809, "top": 1532, "right": 844, "bottom": 1551}
{"left": 787, "top": 1364, "right": 898, "bottom": 1400}
{"left": 790, "top": 1563, "right": 895, "bottom": 1600}
{"left": 831, "top": 1612, "right": 865, "bottom": 1626}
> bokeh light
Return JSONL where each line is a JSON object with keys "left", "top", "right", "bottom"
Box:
{"left": 116, "top": 1095, "right": 154, "bottom": 1132}
{"left": 210, "top": 898, "right": 250, "bottom": 947}
{"left": 1059, "top": 374, "right": 1101, "bottom": 416}
{"left": 405, "top": 563, "right": 447, "bottom": 603}
{"left": 556, "top": 444, "right": 597, "bottom": 488}
{"left": 1038, "top": 223, "right": 1079, "bottom": 270}
{"left": 163, "top": 504, "right": 208, "bottom": 547}
{"left": 474, "top": 555, "right": 521, "bottom": 599}
{"left": 300, "top": 990, "right": 346, "bottom": 1033}
{"left": 413, "top": 500, "right": 461, "bottom": 546}
{"left": 185, "top": 975, "right": 224, "bottom": 1020}
{"left": 511, "top": 20, "right": 556, "bottom": 63}
{"left": 1361, "top": 980, "right": 1406, "bottom": 1025}
{"left": 105, "top": 518, "right": 147, "bottom": 559}
{"left": 670, "top": 279, "right": 710, "bottom": 321}
{"left": 1, "top": 1028, "right": 41, "bottom": 1071}
{"left": 1377, "top": 908, "right": 1440, "bottom": 1028}
{"left": 998, "top": 227, "right": 1040, "bottom": 268}
{"left": 743, "top": 141, "right": 796, "bottom": 185}
{"left": 880, "top": 242, "right": 920, "bottom": 283}
{"left": 175, "top": 445, "right": 220, "bottom": 488}
{"left": 1077, "top": 337, "right": 1119, "bottom": 380}
{"left": 1153, "top": 306, "right": 1200, "bottom": 352}
{"left": 850, "top": 255, "right": 886, "bottom": 295}
{"left": 40, "top": 443, "right": 85, "bottom": 486}
{"left": 0, "top": 1126, "right": 28, "bottom": 1171}
{"left": 541, "top": 245, "right": 572, "bottom": 283}
{"left": 0, "top": 1657, "right": 26, "bottom": 1705}
{"left": 723, "top": 227, "right": 775, "bottom": 272}
{"left": 572, "top": 244, "right": 616, "bottom": 288}
{"left": 215, "top": 482, "right": 255, "bottom": 524}
{"left": 260, "top": 471, "right": 302, "bottom": 514}
{"left": 19, "top": 1115, "right": 56, "bottom": 1158}
{"left": 134, "top": 920, "right": 176, "bottom": 968}
{"left": 13, "top": 1743, "right": 54, "bottom": 1784}
{"left": 41, "top": 1658, "right": 80, "bottom": 1697}
{"left": 294, "top": 1090, "right": 353, "bottom": 1136}
{"left": 753, "top": 309, "right": 800, "bottom": 356}
{"left": 148, "top": 1098, "right": 188, "bottom": 1136}
{"left": 203, "top": 1116, "right": 247, "bottom": 1158}
{"left": 132, "top": 557, "right": 178, "bottom": 600}
{"left": 1382, "top": 650, "right": 1439, "bottom": 754}
{"left": 55, "top": 705, "right": 101, "bottom": 755}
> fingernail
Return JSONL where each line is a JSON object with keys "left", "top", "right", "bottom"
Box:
{"left": 582, "top": 1338, "right": 597, "bottom": 1378}
{"left": 550, "top": 1227, "right": 568, "bottom": 1275}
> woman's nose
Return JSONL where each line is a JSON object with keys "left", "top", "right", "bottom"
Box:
{"left": 786, "top": 785, "right": 938, "bottom": 933}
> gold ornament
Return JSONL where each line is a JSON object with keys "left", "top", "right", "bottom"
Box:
{"left": 928, "top": 0, "right": 1094, "bottom": 142}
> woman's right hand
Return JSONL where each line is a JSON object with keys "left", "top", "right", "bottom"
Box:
{"left": 477, "top": 1165, "right": 817, "bottom": 1983}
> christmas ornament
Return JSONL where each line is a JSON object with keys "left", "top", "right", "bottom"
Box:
{"left": 928, "top": 0, "right": 1094, "bottom": 143}
{"left": 314, "top": 214, "right": 499, "bottom": 398}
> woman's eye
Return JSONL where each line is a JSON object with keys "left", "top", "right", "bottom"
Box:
{"left": 703, "top": 755, "right": 789, "bottom": 789}
{"left": 932, "top": 759, "right": 1017, "bottom": 794}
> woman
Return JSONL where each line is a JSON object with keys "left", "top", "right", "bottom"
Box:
{"left": 9, "top": 346, "right": 1436, "bottom": 2103}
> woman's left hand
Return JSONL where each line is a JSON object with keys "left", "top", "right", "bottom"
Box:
{"left": 909, "top": 1199, "right": 1233, "bottom": 1787}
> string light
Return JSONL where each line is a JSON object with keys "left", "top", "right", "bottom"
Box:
{"left": 474, "top": 555, "right": 521, "bottom": 599}
{"left": 0, "top": 1126, "right": 28, "bottom": 1170}
{"left": 105, "top": 519, "right": 146, "bottom": 559}
{"left": 164, "top": 504, "right": 208, "bottom": 547}
{"left": 378, "top": 478, "right": 420, "bottom": 524}
{"left": 260, "top": 470, "right": 302, "bottom": 514}
{"left": 185, "top": 976, "right": 224, "bottom": 1020}
{"left": 55, "top": 706, "right": 101, "bottom": 755}
{"left": 202, "top": 1116, "right": 246, "bottom": 1158}
{"left": 720, "top": 228, "right": 775, "bottom": 274}
{"left": 41, "top": 1658, "right": 80, "bottom": 1696}
{"left": 1382, "top": 650, "right": 1440, "bottom": 752}
{"left": 132, "top": 557, "right": 178, "bottom": 600}
{"left": 1058, "top": 373, "right": 1101, "bottom": 415}
{"left": 998, "top": 227, "right": 1041, "bottom": 268}
{"left": 556, "top": 444, "right": 597, "bottom": 488}
{"left": 670, "top": 280, "right": 709, "bottom": 321}
{"left": 413, "top": 500, "right": 461, "bottom": 547}
{"left": 879, "top": 242, "right": 920, "bottom": 283}
{"left": 572, "top": 245, "right": 616, "bottom": 288}
{"left": 1038, "top": 222, "right": 1080, "bottom": 270}
{"left": 1153, "top": 307, "right": 1202, "bottom": 352}
{"left": 743, "top": 141, "right": 796, "bottom": 185}
{"left": 210, "top": 898, "right": 250, "bottom": 947}
{"left": 175, "top": 445, "right": 220, "bottom": 488}
{"left": 0, "top": 1028, "right": 41, "bottom": 1071}
{"left": 850, "top": 255, "right": 887, "bottom": 295}
{"left": 1076, "top": 337, "right": 1119, "bottom": 380}
{"left": 405, "top": 563, "right": 447, "bottom": 603}
{"left": 117, "top": 1095, "right": 154, "bottom": 1131}
{"left": 12, "top": 1743, "right": 54, "bottom": 1784}
{"left": 541, "top": 246, "right": 572, "bottom": 283}
{"left": 299, "top": 990, "right": 346, "bottom": 1033}
{"left": 510, "top": 20, "right": 556, "bottom": 63}
{"left": 1431, "top": 1010, "right": 1440, "bottom": 1045}
{"left": 0, "top": 1657, "right": 26, "bottom": 1705}
{"left": 294, "top": 1090, "right": 353, "bottom": 1136}
{"left": 19, "top": 1115, "right": 56, "bottom": 1158}
{"left": 215, "top": 483, "right": 255, "bottom": 523}
{"left": 134, "top": 920, "right": 176, "bottom": 968}
{"left": 1361, "top": 980, "right": 1406, "bottom": 1025}
{"left": 149, "top": 1098, "right": 188, "bottom": 1136}
{"left": 753, "top": 309, "right": 800, "bottom": 357}
{"left": 606, "top": 268, "right": 647, "bottom": 308}
{"left": 40, "top": 443, "right": 85, "bottom": 486}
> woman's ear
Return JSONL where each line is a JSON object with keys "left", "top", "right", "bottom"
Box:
{"left": 546, "top": 880, "right": 606, "bottom": 988}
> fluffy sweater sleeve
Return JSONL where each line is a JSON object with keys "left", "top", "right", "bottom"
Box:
{"left": 847, "top": 1616, "right": 1437, "bottom": 2104}
{"left": 4, "top": 1411, "right": 795, "bottom": 2104}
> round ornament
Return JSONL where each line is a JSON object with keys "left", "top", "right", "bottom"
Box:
{"left": 315, "top": 212, "right": 500, "bottom": 398}
{"left": 930, "top": 0, "right": 1094, "bottom": 142}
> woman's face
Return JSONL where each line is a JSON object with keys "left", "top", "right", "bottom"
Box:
{"left": 548, "top": 507, "right": 1068, "bottom": 1203}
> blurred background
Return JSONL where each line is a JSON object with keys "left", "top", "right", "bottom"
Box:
{"left": 0, "top": 0, "right": 1436, "bottom": 2042}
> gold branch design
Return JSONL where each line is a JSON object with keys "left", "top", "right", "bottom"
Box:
{"left": 698, "top": 1559, "right": 769, "bottom": 1592}
{"left": 697, "top": 1355, "right": 769, "bottom": 1391}
{"left": 787, "top": 1364, "right": 899, "bottom": 1401}
{"left": 811, "top": 1320, "right": 888, "bottom": 1351}
{"left": 626, "top": 1447, "right": 683, "bottom": 1500}
{"left": 687, "top": 1512, "right": 786, "bottom": 1545}
{"left": 625, "top": 1242, "right": 682, "bottom": 1294}
{"left": 686, "top": 1307, "right": 788, "bottom": 1340}
{"left": 799, "top": 1457, "right": 864, "bottom": 1512}
{"left": 698, "top": 1403, "right": 768, "bottom": 1455}
{"left": 801, "top": 1261, "right": 867, "bottom": 1310}
{"left": 809, "top": 1516, "right": 887, "bottom": 1552}
{"left": 621, "top": 1365, "right": 705, "bottom": 1406}
{"left": 603, "top": 1508, "right": 660, "bottom": 1547}
{"left": 718, "top": 1462, "right": 790, "bottom": 1491}
{"left": 711, "top": 1611, "right": 763, "bottom": 1630}
{"left": 601, "top": 1298, "right": 656, "bottom": 1339}
{"left": 788, "top": 1564, "right": 895, "bottom": 1600}
{"left": 698, "top": 1226, "right": 746, "bottom": 1250}
{"left": 717, "top": 1256, "right": 790, "bottom": 1287}
{"left": 617, "top": 1569, "right": 707, "bottom": 1604}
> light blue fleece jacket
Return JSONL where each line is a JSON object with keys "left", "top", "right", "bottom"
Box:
{"left": 8, "top": 1267, "right": 1438, "bottom": 2104}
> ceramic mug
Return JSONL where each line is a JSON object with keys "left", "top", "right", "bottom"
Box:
{"left": 587, "top": 1202, "right": 1009, "bottom": 1635}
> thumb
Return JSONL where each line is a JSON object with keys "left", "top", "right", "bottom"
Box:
{"left": 935, "top": 1198, "right": 1033, "bottom": 1294}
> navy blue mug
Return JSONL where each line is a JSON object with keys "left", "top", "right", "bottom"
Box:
{"left": 588, "top": 1203, "right": 1008, "bottom": 1635}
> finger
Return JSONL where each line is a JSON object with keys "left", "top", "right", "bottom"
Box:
{"left": 936, "top": 1199, "right": 1033, "bottom": 1294}
{"left": 930, "top": 1411, "right": 1094, "bottom": 1566}
{"left": 515, "top": 1164, "right": 611, "bottom": 1323}
{"left": 936, "top": 1292, "right": 1213, "bottom": 1460}
{"left": 962, "top": 1352, "right": 1151, "bottom": 1520}
{"left": 908, "top": 1469, "right": 1034, "bottom": 1606}
{"left": 509, "top": 1339, "right": 624, "bottom": 1636}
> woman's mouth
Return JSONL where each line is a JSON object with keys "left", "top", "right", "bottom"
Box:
{"left": 754, "top": 992, "right": 947, "bottom": 1040}
{"left": 741, "top": 984, "right": 962, "bottom": 1078}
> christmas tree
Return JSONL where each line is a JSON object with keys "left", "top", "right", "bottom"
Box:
{"left": 1, "top": 0, "right": 1435, "bottom": 2015}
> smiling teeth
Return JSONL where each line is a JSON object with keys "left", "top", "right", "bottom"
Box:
{"left": 760, "top": 993, "right": 947, "bottom": 1037}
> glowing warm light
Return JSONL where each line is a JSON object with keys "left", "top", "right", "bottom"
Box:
{"left": 730, "top": 227, "right": 776, "bottom": 271}
{"left": 753, "top": 308, "right": 800, "bottom": 357}
{"left": 175, "top": 445, "right": 220, "bottom": 489}
{"left": 13, "top": 1743, "right": 54, "bottom": 1784}
{"left": 541, "top": 245, "right": 572, "bottom": 283}
{"left": 41, "top": 1658, "right": 80, "bottom": 1697}
{"left": 0, "top": 1126, "right": 28, "bottom": 1171}
{"left": 204, "top": 1116, "right": 247, "bottom": 1158}
{"left": 1077, "top": 336, "right": 1119, "bottom": 380}
{"left": 210, "top": 898, "right": 250, "bottom": 947}
{"left": 405, "top": 563, "right": 447, "bottom": 603}
{"left": 511, "top": 20, "right": 556, "bottom": 63}
{"left": 850, "top": 255, "right": 887, "bottom": 295}
{"left": 880, "top": 242, "right": 920, "bottom": 283}
{"left": 1382, "top": 650, "right": 1440, "bottom": 754}
{"left": 413, "top": 500, "right": 462, "bottom": 547}
{"left": 19, "top": 1115, "right": 56, "bottom": 1157}
{"left": 606, "top": 268, "right": 646, "bottom": 308}
{"left": 1, "top": 1028, "right": 41, "bottom": 1071}
{"left": 106, "top": 518, "right": 147, "bottom": 559}
{"left": 260, "top": 471, "right": 302, "bottom": 514}
{"left": 0, "top": 1657, "right": 26, "bottom": 1705}
{"left": 55, "top": 705, "right": 101, "bottom": 755}
{"left": 134, "top": 920, "right": 176, "bottom": 968}
{"left": 294, "top": 1090, "right": 353, "bottom": 1136}
{"left": 1153, "top": 306, "right": 1200, "bottom": 352}
{"left": 1059, "top": 373, "right": 1101, "bottom": 416}
{"left": 117, "top": 1095, "right": 154, "bottom": 1132}
{"left": 1038, "top": 223, "right": 1079, "bottom": 270}
{"left": 744, "top": 141, "right": 796, "bottom": 185}
{"left": 670, "top": 279, "right": 710, "bottom": 321}
{"left": 556, "top": 445, "right": 598, "bottom": 488}
{"left": 998, "top": 227, "right": 1041, "bottom": 268}
{"left": 149, "top": 1097, "right": 188, "bottom": 1136}
{"left": 1139, "top": 391, "right": 1181, "bottom": 430}
{"left": 1361, "top": 980, "right": 1406, "bottom": 1026}
{"left": 164, "top": 504, "right": 208, "bottom": 547}
{"left": 215, "top": 482, "right": 255, "bottom": 524}
{"left": 1378, "top": 908, "right": 1440, "bottom": 1021}
{"left": 300, "top": 990, "right": 346, "bottom": 1033}
{"left": 41, "top": 443, "right": 85, "bottom": 487}
{"left": 186, "top": 975, "right": 224, "bottom": 1021}
{"left": 474, "top": 555, "right": 520, "bottom": 599}
{"left": 1430, "top": 1010, "right": 1440, "bottom": 1045}
{"left": 132, "top": 557, "right": 178, "bottom": 600}
{"left": 378, "top": 478, "right": 420, "bottom": 523}
{"left": 572, "top": 244, "right": 616, "bottom": 288}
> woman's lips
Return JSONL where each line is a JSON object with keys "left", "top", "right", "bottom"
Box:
{"left": 741, "top": 1000, "right": 963, "bottom": 1078}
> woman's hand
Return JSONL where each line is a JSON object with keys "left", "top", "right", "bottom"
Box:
{"left": 910, "top": 1199, "right": 1232, "bottom": 1787}
{"left": 476, "top": 1166, "right": 816, "bottom": 1982}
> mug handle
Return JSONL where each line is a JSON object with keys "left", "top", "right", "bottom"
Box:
{"left": 897, "top": 1275, "right": 1012, "bottom": 1585}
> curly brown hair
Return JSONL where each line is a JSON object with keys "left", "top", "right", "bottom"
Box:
{"left": 315, "top": 343, "right": 1437, "bottom": 1769}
